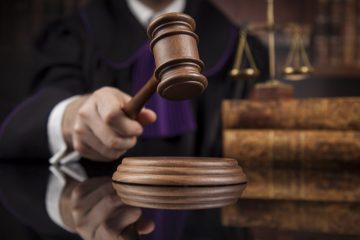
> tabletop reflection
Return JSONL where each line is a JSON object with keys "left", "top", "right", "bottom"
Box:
{"left": 0, "top": 162, "right": 245, "bottom": 240}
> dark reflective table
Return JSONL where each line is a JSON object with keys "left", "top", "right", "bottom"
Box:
{"left": 0, "top": 160, "right": 247, "bottom": 240}
{"left": 0, "top": 160, "right": 359, "bottom": 240}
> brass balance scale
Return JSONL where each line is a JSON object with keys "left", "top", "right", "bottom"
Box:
{"left": 229, "top": 0, "right": 314, "bottom": 93}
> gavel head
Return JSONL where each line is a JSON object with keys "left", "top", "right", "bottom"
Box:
{"left": 147, "top": 13, "right": 208, "bottom": 100}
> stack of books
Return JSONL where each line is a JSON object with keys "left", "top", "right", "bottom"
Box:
{"left": 222, "top": 97, "right": 360, "bottom": 167}
{"left": 221, "top": 97, "right": 360, "bottom": 235}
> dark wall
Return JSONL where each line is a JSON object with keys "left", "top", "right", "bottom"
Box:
{"left": 0, "top": 0, "right": 87, "bottom": 124}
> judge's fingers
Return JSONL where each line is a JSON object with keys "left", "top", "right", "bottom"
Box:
{"left": 73, "top": 194, "right": 123, "bottom": 240}
{"left": 70, "top": 177, "right": 110, "bottom": 201}
{"left": 72, "top": 133, "right": 106, "bottom": 161}
{"left": 136, "top": 108, "right": 157, "bottom": 126}
{"left": 93, "top": 88, "right": 144, "bottom": 137}
{"left": 71, "top": 181, "right": 124, "bottom": 238}
{"left": 77, "top": 98, "right": 137, "bottom": 156}
{"left": 94, "top": 207, "right": 142, "bottom": 240}
{"left": 98, "top": 87, "right": 157, "bottom": 127}
{"left": 73, "top": 120, "right": 126, "bottom": 161}
{"left": 71, "top": 181, "right": 117, "bottom": 218}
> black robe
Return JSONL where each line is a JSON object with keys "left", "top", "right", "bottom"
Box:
{"left": 0, "top": 0, "right": 268, "bottom": 161}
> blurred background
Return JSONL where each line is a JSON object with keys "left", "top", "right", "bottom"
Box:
{"left": 1, "top": 0, "right": 360, "bottom": 123}
{"left": 0, "top": 0, "right": 359, "bottom": 239}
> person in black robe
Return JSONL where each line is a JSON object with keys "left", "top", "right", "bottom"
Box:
{"left": 0, "top": 0, "right": 268, "bottom": 161}
{"left": 0, "top": 0, "right": 268, "bottom": 239}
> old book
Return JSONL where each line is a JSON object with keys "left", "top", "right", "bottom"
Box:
{"left": 223, "top": 130, "right": 360, "bottom": 166}
{"left": 222, "top": 98, "right": 360, "bottom": 130}
{"left": 241, "top": 167, "right": 360, "bottom": 202}
{"left": 343, "top": 0, "right": 357, "bottom": 66}
{"left": 329, "top": 0, "right": 343, "bottom": 66}
{"left": 222, "top": 199, "right": 360, "bottom": 235}
{"left": 314, "top": 0, "right": 330, "bottom": 67}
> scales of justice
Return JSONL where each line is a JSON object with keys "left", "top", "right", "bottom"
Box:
{"left": 229, "top": 0, "right": 314, "bottom": 99}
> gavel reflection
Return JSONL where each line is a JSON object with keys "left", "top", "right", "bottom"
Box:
{"left": 122, "top": 12, "right": 208, "bottom": 119}
{"left": 112, "top": 157, "right": 247, "bottom": 240}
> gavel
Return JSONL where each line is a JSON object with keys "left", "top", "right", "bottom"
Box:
{"left": 122, "top": 12, "right": 208, "bottom": 119}
{"left": 113, "top": 13, "right": 246, "bottom": 240}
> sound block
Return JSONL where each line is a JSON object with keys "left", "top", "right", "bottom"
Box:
{"left": 112, "top": 157, "right": 247, "bottom": 210}
{"left": 112, "top": 157, "right": 247, "bottom": 186}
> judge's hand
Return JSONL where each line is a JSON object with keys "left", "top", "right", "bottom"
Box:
{"left": 63, "top": 87, "right": 157, "bottom": 161}
{"left": 60, "top": 177, "right": 155, "bottom": 240}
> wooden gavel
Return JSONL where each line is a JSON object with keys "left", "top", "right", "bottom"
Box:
{"left": 113, "top": 13, "right": 246, "bottom": 240}
{"left": 122, "top": 12, "right": 208, "bottom": 119}
{"left": 114, "top": 11, "right": 246, "bottom": 209}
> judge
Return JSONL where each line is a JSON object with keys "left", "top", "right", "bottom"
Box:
{"left": 0, "top": 0, "right": 267, "bottom": 162}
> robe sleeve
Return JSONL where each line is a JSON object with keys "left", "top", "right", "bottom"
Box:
{"left": 0, "top": 17, "right": 87, "bottom": 161}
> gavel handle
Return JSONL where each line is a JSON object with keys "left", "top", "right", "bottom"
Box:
{"left": 122, "top": 75, "right": 158, "bottom": 119}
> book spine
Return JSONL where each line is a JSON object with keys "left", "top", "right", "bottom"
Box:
{"left": 314, "top": 0, "right": 330, "bottom": 67}
{"left": 222, "top": 98, "right": 360, "bottom": 130}
{"left": 343, "top": 0, "right": 357, "bottom": 66}
{"left": 223, "top": 130, "right": 360, "bottom": 166}
{"left": 356, "top": 0, "right": 360, "bottom": 66}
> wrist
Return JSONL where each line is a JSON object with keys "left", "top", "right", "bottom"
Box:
{"left": 62, "top": 96, "right": 89, "bottom": 150}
